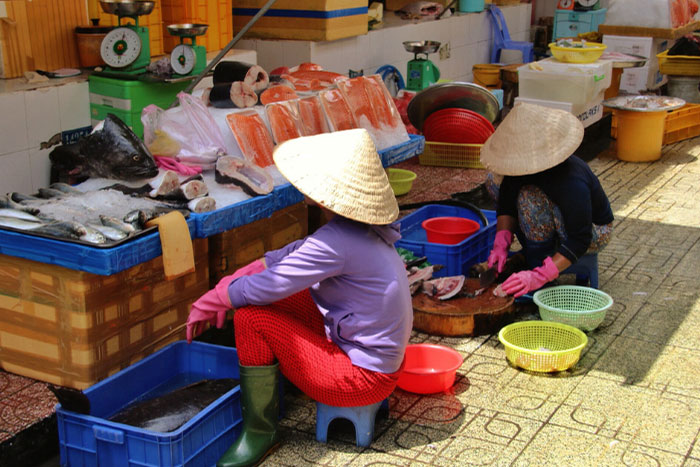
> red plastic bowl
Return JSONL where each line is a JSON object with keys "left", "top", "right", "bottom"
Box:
{"left": 422, "top": 217, "right": 481, "bottom": 244}
{"left": 396, "top": 344, "right": 463, "bottom": 394}
{"left": 422, "top": 108, "right": 495, "bottom": 144}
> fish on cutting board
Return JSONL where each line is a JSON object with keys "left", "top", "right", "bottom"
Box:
{"left": 49, "top": 114, "right": 158, "bottom": 182}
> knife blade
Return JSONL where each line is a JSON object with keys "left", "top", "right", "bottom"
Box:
{"left": 478, "top": 266, "right": 498, "bottom": 288}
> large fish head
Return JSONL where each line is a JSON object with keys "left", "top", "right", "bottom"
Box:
{"left": 83, "top": 114, "right": 159, "bottom": 180}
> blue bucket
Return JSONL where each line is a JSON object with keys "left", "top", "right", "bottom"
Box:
{"left": 459, "top": 0, "right": 485, "bottom": 12}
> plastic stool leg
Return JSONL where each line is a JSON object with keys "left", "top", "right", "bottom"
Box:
{"left": 315, "top": 399, "right": 387, "bottom": 447}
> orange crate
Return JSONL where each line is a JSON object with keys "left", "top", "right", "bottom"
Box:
{"left": 98, "top": 1, "right": 164, "bottom": 57}
{"left": 0, "top": 0, "right": 87, "bottom": 79}
{"left": 161, "top": 0, "right": 233, "bottom": 53}
{"left": 610, "top": 105, "right": 700, "bottom": 145}
{"left": 418, "top": 141, "right": 485, "bottom": 169}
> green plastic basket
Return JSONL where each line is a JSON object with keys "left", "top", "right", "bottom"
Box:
{"left": 533, "top": 285, "right": 613, "bottom": 332}
{"left": 498, "top": 321, "right": 588, "bottom": 372}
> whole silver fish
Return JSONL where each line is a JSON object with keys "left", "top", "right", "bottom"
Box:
{"left": 88, "top": 223, "right": 128, "bottom": 241}
{"left": 49, "top": 182, "right": 83, "bottom": 195}
{"left": 34, "top": 221, "right": 86, "bottom": 240}
{"left": 80, "top": 224, "right": 107, "bottom": 244}
{"left": 0, "top": 195, "right": 40, "bottom": 215}
{"left": 38, "top": 187, "right": 66, "bottom": 199}
{"left": 0, "top": 216, "right": 43, "bottom": 230}
{"left": 0, "top": 208, "right": 43, "bottom": 222}
{"left": 100, "top": 214, "right": 137, "bottom": 234}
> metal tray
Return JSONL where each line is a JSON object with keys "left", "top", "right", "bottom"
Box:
{"left": 603, "top": 95, "right": 686, "bottom": 112}
{"left": 600, "top": 52, "right": 647, "bottom": 69}
{"left": 407, "top": 82, "right": 500, "bottom": 131}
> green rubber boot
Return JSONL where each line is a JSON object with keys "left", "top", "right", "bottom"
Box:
{"left": 217, "top": 363, "right": 280, "bottom": 467}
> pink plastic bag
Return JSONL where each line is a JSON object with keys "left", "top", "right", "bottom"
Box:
{"left": 142, "top": 92, "right": 228, "bottom": 170}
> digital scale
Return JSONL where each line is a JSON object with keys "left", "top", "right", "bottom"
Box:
{"left": 167, "top": 23, "right": 208, "bottom": 77}
{"left": 403, "top": 41, "right": 441, "bottom": 91}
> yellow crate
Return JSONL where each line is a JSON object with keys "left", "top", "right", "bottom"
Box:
{"left": 208, "top": 203, "right": 308, "bottom": 286}
{"left": 610, "top": 105, "right": 700, "bottom": 145}
{"left": 657, "top": 50, "right": 700, "bottom": 76}
{"left": 161, "top": 0, "right": 233, "bottom": 53}
{"left": 0, "top": 239, "right": 209, "bottom": 389}
{"left": 232, "top": 0, "right": 368, "bottom": 41}
{"left": 419, "top": 141, "right": 485, "bottom": 169}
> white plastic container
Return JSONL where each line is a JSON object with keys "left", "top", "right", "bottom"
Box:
{"left": 515, "top": 89, "right": 605, "bottom": 128}
{"left": 517, "top": 59, "right": 612, "bottom": 110}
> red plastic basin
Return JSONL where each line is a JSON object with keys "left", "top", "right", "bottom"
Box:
{"left": 422, "top": 216, "right": 480, "bottom": 244}
{"left": 396, "top": 344, "right": 463, "bottom": 394}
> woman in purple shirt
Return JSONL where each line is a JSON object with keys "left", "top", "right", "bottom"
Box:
{"left": 186, "top": 129, "right": 413, "bottom": 467}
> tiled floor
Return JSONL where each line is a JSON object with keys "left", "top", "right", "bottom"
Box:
{"left": 3, "top": 133, "right": 700, "bottom": 466}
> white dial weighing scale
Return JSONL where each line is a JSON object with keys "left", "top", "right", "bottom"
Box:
{"left": 167, "top": 23, "right": 209, "bottom": 76}
{"left": 99, "top": 0, "right": 154, "bottom": 76}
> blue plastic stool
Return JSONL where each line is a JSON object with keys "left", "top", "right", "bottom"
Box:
{"left": 315, "top": 398, "right": 389, "bottom": 447}
{"left": 487, "top": 4, "right": 534, "bottom": 64}
{"left": 562, "top": 253, "right": 599, "bottom": 289}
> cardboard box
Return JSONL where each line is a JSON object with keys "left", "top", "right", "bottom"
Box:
{"left": 232, "top": 0, "right": 368, "bottom": 41}
{"left": 0, "top": 239, "right": 209, "bottom": 389}
{"left": 619, "top": 64, "right": 667, "bottom": 92}
{"left": 602, "top": 34, "right": 672, "bottom": 68}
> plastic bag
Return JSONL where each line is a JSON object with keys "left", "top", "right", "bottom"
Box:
{"left": 142, "top": 92, "right": 228, "bottom": 170}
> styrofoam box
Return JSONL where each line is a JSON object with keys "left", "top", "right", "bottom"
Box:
{"left": 518, "top": 59, "right": 612, "bottom": 109}
{"left": 515, "top": 90, "right": 605, "bottom": 128}
{"left": 619, "top": 64, "right": 668, "bottom": 93}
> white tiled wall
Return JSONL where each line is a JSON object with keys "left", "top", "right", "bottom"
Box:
{"left": 0, "top": 81, "right": 90, "bottom": 194}
{"left": 238, "top": 4, "right": 532, "bottom": 82}
{"left": 0, "top": 4, "right": 531, "bottom": 194}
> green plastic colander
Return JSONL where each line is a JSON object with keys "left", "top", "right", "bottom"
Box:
{"left": 533, "top": 285, "right": 613, "bottom": 332}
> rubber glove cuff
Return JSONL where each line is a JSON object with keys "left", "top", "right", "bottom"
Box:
{"left": 487, "top": 230, "right": 514, "bottom": 273}
{"left": 501, "top": 256, "right": 560, "bottom": 298}
{"left": 214, "top": 259, "right": 266, "bottom": 308}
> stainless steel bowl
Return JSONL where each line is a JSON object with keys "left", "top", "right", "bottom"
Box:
{"left": 167, "top": 23, "right": 209, "bottom": 37}
{"left": 99, "top": 0, "right": 155, "bottom": 17}
{"left": 407, "top": 82, "right": 501, "bottom": 129}
{"left": 404, "top": 41, "right": 441, "bottom": 55}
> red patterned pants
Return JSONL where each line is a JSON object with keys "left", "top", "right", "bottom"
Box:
{"left": 233, "top": 289, "right": 401, "bottom": 407}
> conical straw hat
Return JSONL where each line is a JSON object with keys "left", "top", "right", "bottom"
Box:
{"left": 273, "top": 129, "right": 399, "bottom": 225}
{"left": 480, "top": 103, "right": 584, "bottom": 176}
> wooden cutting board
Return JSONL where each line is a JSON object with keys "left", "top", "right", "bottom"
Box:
{"left": 412, "top": 278, "right": 515, "bottom": 337}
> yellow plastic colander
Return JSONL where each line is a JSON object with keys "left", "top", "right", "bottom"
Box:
{"left": 498, "top": 321, "right": 587, "bottom": 372}
{"left": 548, "top": 41, "right": 607, "bottom": 64}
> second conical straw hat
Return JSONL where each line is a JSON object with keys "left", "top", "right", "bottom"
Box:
{"left": 480, "top": 102, "right": 584, "bottom": 176}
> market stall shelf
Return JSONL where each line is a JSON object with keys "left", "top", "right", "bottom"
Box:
{"left": 0, "top": 239, "right": 209, "bottom": 389}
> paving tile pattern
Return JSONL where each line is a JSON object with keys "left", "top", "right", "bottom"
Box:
{"left": 4, "top": 138, "right": 700, "bottom": 466}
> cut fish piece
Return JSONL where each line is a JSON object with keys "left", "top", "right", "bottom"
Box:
{"left": 215, "top": 156, "right": 274, "bottom": 196}
{"left": 259, "top": 84, "right": 298, "bottom": 105}
{"left": 288, "top": 70, "right": 346, "bottom": 88}
{"left": 226, "top": 111, "right": 275, "bottom": 168}
{"left": 209, "top": 81, "right": 257, "bottom": 108}
{"left": 298, "top": 95, "right": 330, "bottom": 136}
{"left": 265, "top": 101, "right": 304, "bottom": 145}
{"left": 213, "top": 61, "right": 269, "bottom": 92}
{"left": 319, "top": 88, "right": 358, "bottom": 132}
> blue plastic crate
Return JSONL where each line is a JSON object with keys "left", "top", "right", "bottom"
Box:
{"left": 0, "top": 216, "right": 196, "bottom": 276}
{"left": 56, "top": 341, "right": 243, "bottom": 467}
{"left": 379, "top": 134, "right": 425, "bottom": 166}
{"left": 395, "top": 205, "right": 497, "bottom": 277}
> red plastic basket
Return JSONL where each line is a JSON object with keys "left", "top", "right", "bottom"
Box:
{"left": 423, "top": 108, "right": 495, "bottom": 144}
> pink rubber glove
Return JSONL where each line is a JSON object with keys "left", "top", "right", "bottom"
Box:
{"left": 487, "top": 230, "right": 513, "bottom": 273}
{"left": 501, "top": 256, "right": 560, "bottom": 298}
{"left": 186, "top": 259, "right": 266, "bottom": 343}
